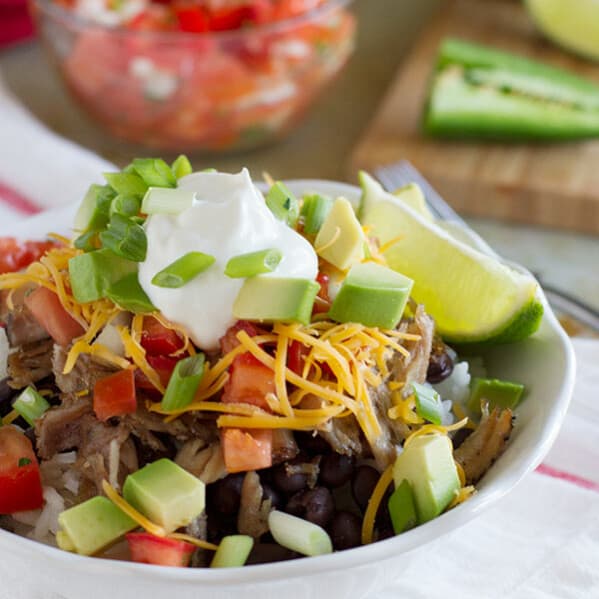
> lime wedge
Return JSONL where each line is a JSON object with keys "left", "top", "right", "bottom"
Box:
{"left": 358, "top": 172, "right": 543, "bottom": 344}
{"left": 525, "top": 0, "right": 599, "bottom": 62}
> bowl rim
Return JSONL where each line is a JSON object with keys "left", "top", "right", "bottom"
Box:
{"left": 0, "top": 178, "right": 577, "bottom": 586}
{"left": 31, "top": 0, "right": 353, "bottom": 41}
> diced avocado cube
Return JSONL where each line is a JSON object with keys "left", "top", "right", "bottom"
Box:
{"left": 314, "top": 197, "right": 365, "bottom": 270}
{"left": 393, "top": 434, "right": 460, "bottom": 523}
{"left": 69, "top": 249, "right": 138, "bottom": 303}
{"left": 328, "top": 262, "right": 413, "bottom": 329}
{"left": 122, "top": 459, "right": 205, "bottom": 533}
{"left": 388, "top": 479, "right": 418, "bottom": 534}
{"left": 211, "top": 535, "right": 254, "bottom": 568}
{"left": 467, "top": 377, "right": 525, "bottom": 415}
{"left": 233, "top": 277, "right": 319, "bottom": 325}
{"left": 57, "top": 496, "right": 137, "bottom": 556}
{"left": 265, "top": 181, "right": 299, "bottom": 227}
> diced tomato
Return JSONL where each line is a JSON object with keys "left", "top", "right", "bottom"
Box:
{"left": 24, "top": 286, "right": 84, "bottom": 347}
{"left": 140, "top": 316, "right": 184, "bottom": 356}
{"left": 175, "top": 7, "right": 210, "bottom": 32}
{"left": 222, "top": 352, "right": 275, "bottom": 411}
{"left": 287, "top": 340, "right": 309, "bottom": 376}
{"left": 127, "top": 6, "right": 172, "bottom": 31}
{"left": 0, "top": 426, "right": 44, "bottom": 514}
{"left": 126, "top": 532, "right": 195, "bottom": 567}
{"left": 219, "top": 320, "right": 261, "bottom": 355}
{"left": 221, "top": 427, "right": 272, "bottom": 473}
{"left": 0, "top": 238, "right": 56, "bottom": 274}
{"left": 135, "top": 355, "right": 180, "bottom": 392}
{"left": 313, "top": 271, "right": 331, "bottom": 314}
{"left": 93, "top": 369, "right": 137, "bottom": 421}
{"left": 316, "top": 272, "right": 330, "bottom": 303}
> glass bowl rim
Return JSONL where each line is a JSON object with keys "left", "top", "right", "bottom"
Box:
{"left": 31, "top": 0, "right": 354, "bottom": 42}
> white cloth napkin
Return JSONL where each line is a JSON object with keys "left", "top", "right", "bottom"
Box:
{"left": 1, "top": 70, "right": 598, "bottom": 599}
{"left": 0, "top": 77, "right": 113, "bottom": 225}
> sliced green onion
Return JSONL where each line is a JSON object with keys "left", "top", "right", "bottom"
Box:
{"left": 74, "top": 183, "right": 115, "bottom": 233}
{"left": 300, "top": 193, "right": 332, "bottom": 235}
{"left": 211, "top": 535, "right": 254, "bottom": 568}
{"left": 224, "top": 249, "right": 282, "bottom": 278}
{"left": 171, "top": 155, "right": 193, "bottom": 179}
{"left": 104, "top": 171, "right": 148, "bottom": 197}
{"left": 388, "top": 479, "right": 418, "bottom": 534}
{"left": 13, "top": 387, "right": 50, "bottom": 426}
{"left": 141, "top": 188, "right": 196, "bottom": 215}
{"left": 69, "top": 249, "right": 137, "bottom": 303}
{"left": 412, "top": 382, "right": 443, "bottom": 425}
{"left": 73, "top": 231, "right": 100, "bottom": 252}
{"left": 265, "top": 181, "right": 299, "bottom": 227}
{"left": 110, "top": 194, "right": 142, "bottom": 218}
{"left": 152, "top": 252, "right": 215, "bottom": 288}
{"left": 107, "top": 273, "right": 156, "bottom": 313}
{"left": 132, "top": 158, "right": 176, "bottom": 188}
{"left": 18, "top": 457, "right": 32, "bottom": 467}
{"left": 268, "top": 510, "right": 332, "bottom": 557}
{"left": 100, "top": 214, "right": 147, "bottom": 262}
{"left": 161, "top": 354, "right": 206, "bottom": 411}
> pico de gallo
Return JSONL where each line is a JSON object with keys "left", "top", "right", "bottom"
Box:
{"left": 35, "top": 0, "right": 355, "bottom": 151}
{"left": 0, "top": 157, "right": 529, "bottom": 568}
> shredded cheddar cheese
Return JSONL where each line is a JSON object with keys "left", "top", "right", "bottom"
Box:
{"left": 361, "top": 464, "right": 394, "bottom": 545}
{"left": 102, "top": 480, "right": 218, "bottom": 551}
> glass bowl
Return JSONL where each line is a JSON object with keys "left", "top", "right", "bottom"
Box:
{"left": 30, "top": 0, "right": 356, "bottom": 152}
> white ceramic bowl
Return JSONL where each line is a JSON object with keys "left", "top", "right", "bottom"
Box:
{"left": 0, "top": 180, "right": 576, "bottom": 599}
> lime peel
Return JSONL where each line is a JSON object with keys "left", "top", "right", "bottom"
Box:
{"left": 358, "top": 172, "right": 543, "bottom": 344}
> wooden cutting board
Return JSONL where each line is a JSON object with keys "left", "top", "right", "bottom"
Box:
{"left": 350, "top": 0, "right": 599, "bottom": 235}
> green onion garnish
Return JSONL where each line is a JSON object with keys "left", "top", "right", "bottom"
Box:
{"left": 388, "top": 479, "right": 418, "bottom": 534}
{"left": 13, "top": 387, "right": 50, "bottom": 426}
{"left": 141, "top": 188, "right": 196, "bottom": 215}
{"left": 171, "top": 155, "right": 193, "bottom": 179}
{"left": 18, "top": 457, "right": 32, "bottom": 467}
{"left": 211, "top": 535, "right": 254, "bottom": 568}
{"left": 104, "top": 171, "right": 148, "bottom": 197}
{"left": 151, "top": 252, "right": 215, "bottom": 288}
{"left": 110, "top": 194, "right": 142, "bottom": 218}
{"left": 265, "top": 181, "right": 299, "bottom": 227}
{"left": 412, "top": 382, "right": 443, "bottom": 425}
{"left": 300, "top": 193, "right": 332, "bottom": 235}
{"left": 73, "top": 231, "right": 100, "bottom": 252}
{"left": 268, "top": 510, "right": 332, "bottom": 557}
{"left": 224, "top": 248, "right": 282, "bottom": 278}
{"left": 74, "top": 183, "right": 115, "bottom": 233}
{"left": 131, "top": 158, "right": 177, "bottom": 188}
{"left": 161, "top": 354, "right": 206, "bottom": 411}
{"left": 100, "top": 214, "right": 148, "bottom": 262}
{"left": 107, "top": 273, "right": 156, "bottom": 313}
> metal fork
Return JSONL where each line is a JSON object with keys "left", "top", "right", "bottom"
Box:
{"left": 374, "top": 160, "right": 599, "bottom": 334}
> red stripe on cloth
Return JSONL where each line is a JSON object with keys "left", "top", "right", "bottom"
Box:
{"left": 0, "top": 181, "right": 40, "bottom": 215}
{"left": 536, "top": 463, "right": 599, "bottom": 493}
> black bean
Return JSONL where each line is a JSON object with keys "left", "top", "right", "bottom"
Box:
{"left": 272, "top": 461, "right": 309, "bottom": 495}
{"left": 352, "top": 465, "right": 380, "bottom": 512}
{"left": 262, "top": 482, "right": 284, "bottom": 510}
{"left": 319, "top": 453, "right": 355, "bottom": 488}
{"left": 246, "top": 543, "right": 300, "bottom": 565}
{"left": 206, "top": 515, "right": 237, "bottom": 544}
{"left": 451, "top": 427, "right": 472, "bottom": 449}
{"left": 133, "top": 433, "right": 177, "bottom": 467}
{"left": 294, "top": 431, "right": 331, "bottom": 456}
{"left": 209, "top": 473, "right": 244, "bottom": 516}
{"left": 329, "top": 511, "right": 362, "bottom": 551}
{"left": 286, "top": 487, "right": 335, "bottom": 528}
{"left": 426, "top": 338, "right": 455, "bottom": 384}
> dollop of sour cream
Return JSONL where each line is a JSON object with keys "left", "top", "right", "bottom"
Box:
{"left": 139, "top": 169, "right": 318, "bottom": 350}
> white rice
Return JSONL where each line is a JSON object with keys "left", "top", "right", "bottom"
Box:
{"left": 433, "top": 360, "right": 475, "bottom": 407}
